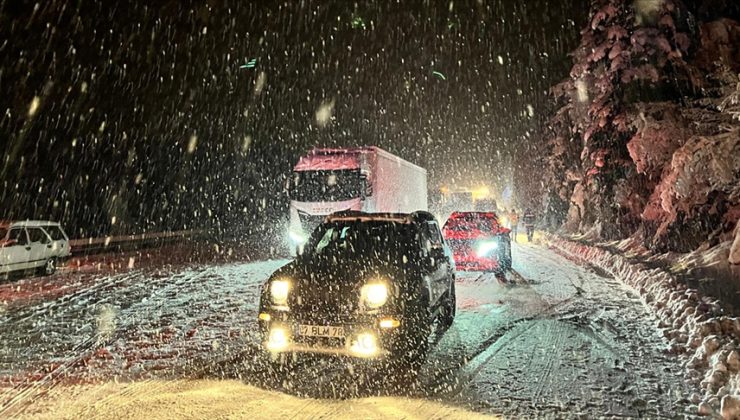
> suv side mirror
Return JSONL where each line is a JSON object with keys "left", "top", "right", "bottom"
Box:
{"left": 424, "top": 247, "right": 444, "bottom": 267}
{"left": 1, "top": 239, "right": 17, "bottom": 248}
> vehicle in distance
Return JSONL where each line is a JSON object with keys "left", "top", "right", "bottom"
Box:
{"left": 432, "top": 185, "right": 496, "bottom": 223}
{"left": 0, "top": 221, "right": 71, "bottom": 276}
{"left": 259, "top": 211, "right": 455, "bottom": 373}
{"left": 442, "top": 211, "right": 511, "bottom": 273}
{"left": 287, "top": 147, "right": 427, "bottom": 248}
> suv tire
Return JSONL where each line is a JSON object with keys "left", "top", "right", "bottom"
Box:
{"left": 498, "top": 237, "right": 512, "bottom": 272}
{"left": 439, "top": 280, "right": 456, "bottom": 329}
{"left": 391, "top": 292, "right": 431, "bottom": 375}
{"left": 394, "top": 329, "right": 429, "bottom": 378}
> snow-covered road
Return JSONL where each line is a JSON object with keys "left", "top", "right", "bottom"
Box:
{"left": 0, "top": 242, "right": 694, "bottom": 418}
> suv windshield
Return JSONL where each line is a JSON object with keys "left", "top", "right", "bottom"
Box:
{"left": 304, "top": 221, "right": 416, "bottom": 258}
{"left": 290, "top": 170, "right": 361, "bottom": 202}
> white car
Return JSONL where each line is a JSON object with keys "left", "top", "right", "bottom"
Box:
{"left": 0, "top": 221, "right": 71, "bottom": 276}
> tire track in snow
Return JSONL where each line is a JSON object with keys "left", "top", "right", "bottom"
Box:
{"left": 427, "top": 285, "right": 580, "bottom": 399}
{"left": 457, "top": 320, "right": 539, "bottom": 384}
{"left": 528, "top": 322, "right": 564, "bottom": 405}
{"left": 428, "top": 244, "right": 631, "bottom": 407}
{"left": 0, "top": 271, "right": 149, "bottom": 413}
{"left": 0, "top": 268, "right": 219, "bottom": 416}
{"left": 0, "top": 267, "right": 246, "bottom": 414}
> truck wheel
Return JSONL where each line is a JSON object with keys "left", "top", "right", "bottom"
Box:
{"left": 439, "top": 281, "right": 456, "bottom": 329}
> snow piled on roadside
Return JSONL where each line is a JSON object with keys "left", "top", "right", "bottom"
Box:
{"left": 730, "top": 223, "right": 740, "bottom": 266}
{"left": 548, "top": 235, "right": 740, "bottom": 418}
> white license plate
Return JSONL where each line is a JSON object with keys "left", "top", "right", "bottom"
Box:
{"left": 298, "top": 325, "right": 344, "bottom": 338}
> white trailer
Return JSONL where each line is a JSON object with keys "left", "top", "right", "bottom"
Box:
{"left": 287, "top": 147, "right": 427, "bottom": 245}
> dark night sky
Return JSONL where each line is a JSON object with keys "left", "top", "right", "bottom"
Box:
{"left": 0, "top": 0, "right": 588, "bottom": 237}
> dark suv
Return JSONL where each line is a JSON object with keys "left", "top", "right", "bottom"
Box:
{"left": 258, "top": 211, "right": 456, "bottom": 372}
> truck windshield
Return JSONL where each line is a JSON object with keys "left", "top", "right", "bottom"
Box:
{"left": 290, "top": 169, "right": 361, "bottom": 202}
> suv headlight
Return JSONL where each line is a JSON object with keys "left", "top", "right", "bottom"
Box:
{"left": 361, "top": 281, "right": 389, "bottom": 309}
{"left": 270, "top": 279, "right": 291, "bottom": 305}
{"left": 476, "top": 240, "right": 498, "bottom": 257}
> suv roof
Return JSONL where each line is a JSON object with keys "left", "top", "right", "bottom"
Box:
{"left": 446, "top": 211, "right": 500, "bottom": 221}
{"left": 0, "top": 220, "right": 62, "bottom": 228}
{"left": 325, "top": 211, "right": 437, "bottom": 225}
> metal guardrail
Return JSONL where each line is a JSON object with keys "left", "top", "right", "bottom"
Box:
{"left": 68, "top": 230, "right": 207, "bottom": 255}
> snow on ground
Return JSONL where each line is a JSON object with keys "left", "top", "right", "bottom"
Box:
{"left": 435, "top": 243, "right": 693, "bottom": 418}
{"left": 12, "top": 379, "right": 497, "bottom": 420}
{"left": 0, "top": 241, "right": 699, "bottom": 418}
{"left": 0, "top": 258, "right": 287, "bottom": 414}
{"left": 549, "top": 235, "right": 740, "bottom": 417}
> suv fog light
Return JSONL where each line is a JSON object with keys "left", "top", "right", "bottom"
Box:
{"left": 267, "top": 327, "right": 289, "bottom": 351}
{"left": 258, "top": 312, "right": 271, "bottom": 322}
{"left": 350, "top": 332, "right": 378, "bottom": 357}
{"left": 379, "top": 318, "right": 400, "bottom": 329}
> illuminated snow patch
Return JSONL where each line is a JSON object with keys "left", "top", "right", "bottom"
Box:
{"left": 187, "top": 134, "right": 198, "bottom": 154}
{"left": 634, "top": 0, "right": 663, "bottom": 25}
{"left": 254, "top": 72, "right": 266, "bottom": 95}
{"left": 315, "top": 99, "right": 335, "bottom": 127}
{"left": 575, "top": 79, "right": 589, "bottom": 103}
{"left": 28, "top": 96, "right": 40, "bottom": 117}
{"left": 96, "top": 304, "right": 118, "bottom": 345}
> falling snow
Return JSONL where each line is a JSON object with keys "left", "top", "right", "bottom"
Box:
{"left": 1, "top": 0, "right": 738, "bottom": 418}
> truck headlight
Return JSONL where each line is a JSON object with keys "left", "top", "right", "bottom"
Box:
{"left": 476, "top": 240, "right": 498, "bottom": 257}
{"left": 361, "top": 282, "right": 388, "bottom": 309}
{"left": 270, "top": 279, "right": 291, "bottom": 305}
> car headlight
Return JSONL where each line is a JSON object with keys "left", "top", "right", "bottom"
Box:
{"left": 476, "top": 240, "right": 498, "bottom": 257}
{"left": 270, "top": 279, "right": 291, "bottom": 305}
{"left": 361, "top": 281, "right": 388, "bottom": 309}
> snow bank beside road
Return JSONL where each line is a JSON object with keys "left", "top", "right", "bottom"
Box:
{"left": 548, "top": 235, "right": 740, "bottom": 418}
